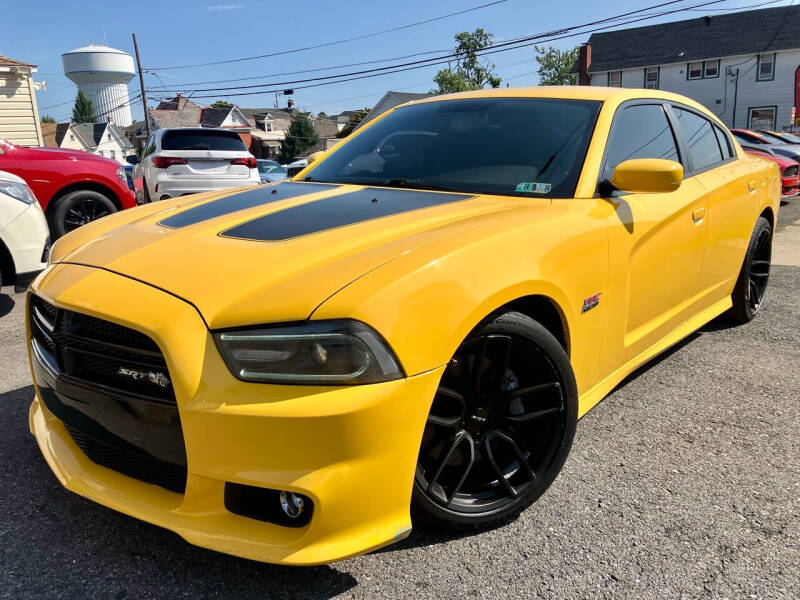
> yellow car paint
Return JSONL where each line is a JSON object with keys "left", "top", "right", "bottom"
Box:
{"left": 29, "top": 86, "right": 780, "bottom": 565}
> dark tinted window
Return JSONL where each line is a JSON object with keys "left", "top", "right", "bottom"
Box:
{"left": 603, "top": 104, "right": 680, "bottom": 181}
{"left": 161, "top": 129, "right": 246, "bottom": 151}
{"left": 713, "top": 126, "right": 732, "bottom": 160}
{"left": 306, "top": 98, "right": 602, "bottom": 198}
{"left": 673, "top": 108, "right": 723, "bottom": 171}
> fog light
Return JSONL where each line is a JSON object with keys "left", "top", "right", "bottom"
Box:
{"left": 279, "top": 491, "right": 305, "bottom": 519}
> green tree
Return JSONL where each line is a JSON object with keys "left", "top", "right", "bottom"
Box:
{"left": 534, "top": 45, "right": 580, "bottom": 85}
{"left": 40, "top": 114, "right": 56, "bottom": 124}
{"left": 316, "top": 111, "right": 327, "bottom": 118}
{"left": 278, "top": 114, "right": 319, "bottom": 163}
{"left": 434, "top": 28, "right": 501, "bottom": 94}
{"left": 211, "top": 100, "right": 234, "bottom": 108}
{"left": 72, "top": 90, "right": 96, "bottom": 123}
{"left": 336, "top": 108, "right": 371, "bottom": 138}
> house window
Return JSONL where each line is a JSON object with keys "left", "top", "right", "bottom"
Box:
{"left": 110, "top": 150, "right": 116, "bottom": 159}
{"left": 757, "top": 53, "right": 775, "bottom": 81}
{"left": 98, "top": 150, "right": 104, "bottom": 157}
{"left": 748, "top": 106, "right": 777, "bottom": 129}
{"left": 644, "top": 67, "right": 659, "bottom": 89}
{"left": 69, "top": 134, "right": 75, "bottom": 141}
{"left": 607, "top": 71, "right": 622, "bottom": 87}
{"left": 703, "top": 60, "right": 720, "bottom": 78}
{"left": 687, "top": 62, "right": 703, "bottom": 79}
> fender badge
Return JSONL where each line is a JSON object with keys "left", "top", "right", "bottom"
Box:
{"left": 582, "top": 292, "right": 601, "bottom": 314}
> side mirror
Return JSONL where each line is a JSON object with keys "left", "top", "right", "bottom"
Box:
{"left": 609, "top": 158, "right": 683, "bottom": 194}
{"left": 307, "top": 151, "right": 324, "bottom": 165}
{"left": 125, "top": 154, "right": 140, "bottom": 165}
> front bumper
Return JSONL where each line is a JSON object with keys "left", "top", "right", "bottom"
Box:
{"left": 0, "top": 202, "right": 50, "bottom": 278}
{"left": 27, "top": 263, "right": 442, "bottom": 565}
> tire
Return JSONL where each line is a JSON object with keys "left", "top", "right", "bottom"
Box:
{"left": 412, "top": 311, "right": 578, "bottom": 530}
{"left": 50, "top": 189, "right": 117, "bottom": 238}
{"left": 728, "top": 216, "right": 772, "bottom": 324}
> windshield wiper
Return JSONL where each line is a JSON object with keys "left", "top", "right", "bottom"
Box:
{"left": 380, "top": 178, "right": 457, "bottom": 192}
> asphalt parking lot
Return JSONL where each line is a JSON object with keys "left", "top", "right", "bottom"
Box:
{"left": 1, "top": 200, "right": 798, "bottom": 600}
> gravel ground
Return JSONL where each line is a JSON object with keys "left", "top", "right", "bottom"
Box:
{"left": 0, "top": 202, "right": 798, "bottom": 600}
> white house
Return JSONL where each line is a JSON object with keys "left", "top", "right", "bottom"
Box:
{"left": 573, "top": 5, "right": 800, "bottom": 130}
{"left": 42, "top": 121, "right": 133, "bottom": 163}
{"left": 0, "top": 54, "right": 44, "bottom": 146}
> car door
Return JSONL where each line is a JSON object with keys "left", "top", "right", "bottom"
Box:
{"left": 598, "top": 102, "right": 709, "bottom": 374}
{"left": 134, "top": 135, "right": 154, "bottom": 196}
{"left": 672, "top": 108, "right": 761, "bottom": 309}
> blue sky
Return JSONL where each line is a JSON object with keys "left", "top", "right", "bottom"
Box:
{"left": 2, "top": 0, "right": 791, "bottom": 121}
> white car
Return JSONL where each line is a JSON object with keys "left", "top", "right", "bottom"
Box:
{"left": 0, "top": 170, "right": 50, "bottom": 291}
{"left": 129, "top": 128, "right": 260, "bottom": 203}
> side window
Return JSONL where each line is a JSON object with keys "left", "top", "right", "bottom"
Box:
{"left": 602, "top": 104, "right": 680, "bottom": 181}
{"left": 672, "top": 108, "right": 723, "bottom": 171}
{"left": 142, "top": 136, "right": 155, "bottom": 158}
{"left": 713, "top": 126, "right": 732, "bottom": 160}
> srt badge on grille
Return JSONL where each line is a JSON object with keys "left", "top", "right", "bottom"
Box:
{"left": 118, "top": 367, "right": 170, "bottom": 388}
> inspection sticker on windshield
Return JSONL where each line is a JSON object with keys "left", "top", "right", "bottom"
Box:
{"left": 515, "top": 182, "right": 551, "bottom": 194}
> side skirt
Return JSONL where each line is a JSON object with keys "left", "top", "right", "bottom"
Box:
{"left": 577, "top": 296, "right": 732, "bottom": 419}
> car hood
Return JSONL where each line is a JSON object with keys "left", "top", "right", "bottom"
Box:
{"left": 50, "top": 181, "right": 516, "bottom": 328}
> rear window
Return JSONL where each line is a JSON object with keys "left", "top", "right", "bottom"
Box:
{"left": 161, "top": 130, "right": 247, "bottom": 151}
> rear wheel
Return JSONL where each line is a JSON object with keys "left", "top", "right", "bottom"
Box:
{"left": 51, "top": 190, "right": 117, "bottom": 238}
{"left": 412, "top": 311, "right": 577, "bottom": 530}
{"left": 729, "top": 216, "right": 772, "bottom": 324}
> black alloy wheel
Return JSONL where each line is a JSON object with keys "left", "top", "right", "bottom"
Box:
{"left": 51, "top": 189, "right": 117, "bottom": 238}
{"left": 412, "top": 312, "right": 577, "bottom": 529}
{"left": 63, "top": 198, "right": 111, "bottom": 232}
{"left": 747, "top": 226, "right": 771, "bottom": 313}
{"left": 729, "top": 216, "right": 772, "bottom": 324}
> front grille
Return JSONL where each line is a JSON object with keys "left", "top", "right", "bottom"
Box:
{"left": 784, "top": 164, "right": 798, "bottom": 178}
{"left": 65, "top": 424, "right": 187, "bottom": 494}
{"left": 29, "top": 295, "right": 175, "bottom": 404}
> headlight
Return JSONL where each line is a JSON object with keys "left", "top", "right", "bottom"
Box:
{"left": 214, "top": 320, "right": 404, "bottom": 385}
{"left": 116, "top": 166, "right": 126, "bottom": 181}
{"left": 0, "top": 179, "right": 36, "bottom": 204}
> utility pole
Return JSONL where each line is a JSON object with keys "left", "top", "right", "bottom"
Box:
{"left": 731, "top": 68, "right": 740, "bottom": 129}
{"left": 132, "top": 33, "right": 151, "bottom": 139}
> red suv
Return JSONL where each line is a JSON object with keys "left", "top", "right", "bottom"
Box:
{"left": 0, "top": 138, "right": 136, "bottom": 238}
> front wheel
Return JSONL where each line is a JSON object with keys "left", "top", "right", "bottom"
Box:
{"left": 412, "top": 311, "right": 578, "bottom": 530}
{"left": 50, "top": 189, "right": 117, "bottom": 238}
{"left": 728, "top": 216, "right": 772, "bottom": 324}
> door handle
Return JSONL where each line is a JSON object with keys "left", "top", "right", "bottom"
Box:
{"left": 692, "top": 207, "right": 706, "bottom": 223}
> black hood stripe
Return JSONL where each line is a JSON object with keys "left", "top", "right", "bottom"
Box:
{"left": 158, "top": 182, "right": 339, "bottom": 229}
{"left": 220, "top": 187, "right": 474, "bottom": 242}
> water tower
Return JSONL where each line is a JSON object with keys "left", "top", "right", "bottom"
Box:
{"left": 62, "top": 45, "right": 135, "bottom": 126}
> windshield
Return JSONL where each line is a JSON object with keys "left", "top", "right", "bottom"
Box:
{"left": 305, "top": 97, "right": 601, "bottom": 198}
{"left": 257, "top": 160, "right": 287, "bottom": 174}
{"left": 764, "top": 130, "right": 800, "bottom": 144}
{"left": 161, "top": 129, "right": 247, "bottom": 151}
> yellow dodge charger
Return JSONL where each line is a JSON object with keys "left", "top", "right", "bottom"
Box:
{"left": 26, "top": 87, "right": 779, "bottom": 565}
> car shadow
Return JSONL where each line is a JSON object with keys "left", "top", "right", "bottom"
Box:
{"left": 0, "top": 291, "right": 15, "bottom": 318}
{"left": 1, "top": 385, "right": 357, "bottom": 598}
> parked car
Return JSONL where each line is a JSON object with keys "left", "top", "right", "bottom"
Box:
{"left": 0, "top": 138, "right": 135, "bottom": 238}
{"left": 730, "top": 129, "right": 800, "bottom": 164}
{"left": 28, "top": 88, "right": 780, "bottom": 566}
{"left": 129, "top": 128, "right": 260, "bottom": 203}
{"left": 730, "top": 128, "right": 775, "bottom": 145}
{"left": 0, "top": 170, "right": 49, "bottom": 291}
{"left": 754, "top": 129, "right": 800, "bottom": 145}
{"left": 256, "top": 159, "right": 288, "bottom": 183}
{"left": 739, "top": 143, "right": 799, "bottom": 195}
{"left": 285, "top": 157, "right": 308, "bottom": 178}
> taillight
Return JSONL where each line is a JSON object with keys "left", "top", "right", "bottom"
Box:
{"left": 231, "top": 157, "right": 258, "bottom": 168}
{"left": 152, "top": 156, "right": 186, "bottom": 168}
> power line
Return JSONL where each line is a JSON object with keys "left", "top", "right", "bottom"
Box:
{"left": 146, "top": 0, "right": 510, "bottom": 70}
{"left": 147, "top": 0, "right": 731, "bottom": 100}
